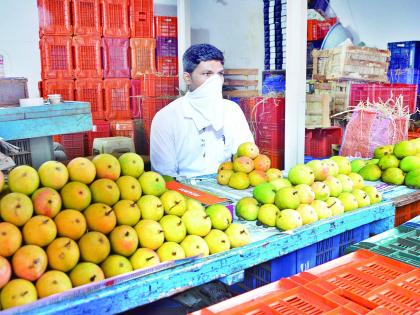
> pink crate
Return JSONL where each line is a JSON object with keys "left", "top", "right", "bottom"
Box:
{"left": 102, "top": 37, "right": 130, "bottom": 78}
{"left": 349, "top": 83, "right": 418, "bottom": 113}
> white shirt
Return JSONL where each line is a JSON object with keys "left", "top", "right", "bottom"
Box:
{"left": 150, "top": 96, "right": 254, "bottom": 178}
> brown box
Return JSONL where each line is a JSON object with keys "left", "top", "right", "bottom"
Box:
{"left": 0, "top": 77, "right": 28, "bottom": 107}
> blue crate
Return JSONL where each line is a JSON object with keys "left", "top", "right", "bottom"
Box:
{"left": 231, "top": 223, "right": 371, "bottom": 293}
{"left": 337, "top": 223, "right": 370, "bottom": 256}
{"left": 262, "top": 72, "right": 285, "bottom": 95}
{"left": 229, "top": 97, "right": 241, "bottom": 105}
{"left": 388, "top": 68, "right": 420, "bottom": 92}
{"left": 388, "top": 41, "right": 420, "bottom": 69}
{"left": 304, "top": 155, "right": 325, "bottom": 163}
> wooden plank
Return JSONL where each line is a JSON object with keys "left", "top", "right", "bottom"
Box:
{"left": 223, "top": 90, "right": 259, "bottom": 98}
{"left": 5, "top": 196, "right": 396, "bottom": 315}
{"left": 224, "top": 69, "right": 259, "bottom": 75}
{"left": 224, "top": 79, "right": 258, "bottom": 87}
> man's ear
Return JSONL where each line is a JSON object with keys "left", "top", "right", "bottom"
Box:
{"left": 183, "top": 72, "right": 191, "bottom": 84}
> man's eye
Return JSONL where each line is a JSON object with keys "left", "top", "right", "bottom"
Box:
{"left": 203, "top": 72, "right": 212, "bottom": 76}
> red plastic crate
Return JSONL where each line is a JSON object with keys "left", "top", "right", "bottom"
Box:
{"left": 102, "top": 0, "right": 130, "bottom": 38}
{"left": 104, "top": 79, "right": 131, "bottom": 120}
{"left": 72, "top": 0, "right": 101, "bottom": 35}
{"left": 37, "top": 0, "right": 72, "bottom": 37}
{"left": 73, "top": 36, "right": 102, "bottom": 78}
{"left": 305, "top": 127, "right": 342, "bottom": 158}
{"left": 255, "top": 123, "right": 285, "bottom": 153}
{"left": 130, "top": 38, "right": 156, "bottom": 77}
{"left": 259, "top": 149, "right": 284, "bottom": 170}
{"left": 307, "top": 17, "right": 337, "bottom": 41}
{"left": 408, "top": 131, "right": 420, "bottom": 140}
{"left": 102, "top": 37, "right": 130, "bottom": 78}
{"left": 40, "top": 36, "right": 73, "bottom": 79}
{"left": 240, "top": 97, "right": 285, "bottom": 124}
{"left": 305, "top": 129, "right": 313, "bottom": 156}
{"left": 155, "top": 16, "right": 177, "bottom": 38}
{"left": 130, "top": 0, "right": 154, "bottom": 38}
{"left": 157, "top": 57, "right": 178, "bottom": 75}
{"left": 110, "top": 119, "right": 135, "bottom": 139}
{"left": 75, "top": 79, "right": 104, "bottom": 120}
{"left": 141, "top": 97, "right": 173, "bottom": 122}
{"left": 42, "top": 79, "right": 75, "bottom": 100}
{"left": 130, "top": 79, "right": 142, "bottom": 119}
{"left": 54, "top": 133, "right": 86, "bottom": 159}
{"left": 137, "top": 74, "right": 179, "bottom": 96}
{"left": 394, "top": 201, "right": 420, "bottom": 227}
{"left": 85, "top": 120, "right": 111, "bottom": 155}
{"left": 349, "top": 83, "right": 418, "bottom": 113}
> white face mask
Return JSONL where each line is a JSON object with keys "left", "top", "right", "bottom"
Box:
{"left": 186, "top": 75, "right": 224, "bottom": 131}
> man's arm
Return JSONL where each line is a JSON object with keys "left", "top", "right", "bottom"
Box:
{"left": 150, "top": 112, "right": 178, "bottom": 177}
{"left": 231, "top": 102, "right": 255, "bottom": 152}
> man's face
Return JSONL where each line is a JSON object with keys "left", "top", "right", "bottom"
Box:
{"left": 184, "top": 60, "right": 224, "bottom": 92}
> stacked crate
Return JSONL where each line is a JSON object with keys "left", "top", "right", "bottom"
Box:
{"left": 387, "top": 41, "right": 420, "bottom": 120}
{"left": 155, "top": 16, "right": 178, "bottom": 75}
{"left": 263, "top": 0, "right": 286, "bottom": 71}
{"left": 240, "top": 97, "right": 285, "bottom": 169}
{"left": 38, "top": 0, "right": 82, "bottom": 159}
{"left": 37, "top": 0, "right": 180, "bottom": 157}
{"left": 130, "top": 16, "right": 179, "bottom": 154}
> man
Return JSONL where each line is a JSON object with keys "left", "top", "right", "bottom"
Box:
{"left": 150, "top": 44, "right": 254, "bottom": 178}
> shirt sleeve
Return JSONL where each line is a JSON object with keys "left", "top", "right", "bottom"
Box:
{"left": 230, "top": 102, "right": 255, "bottom": 153}
{"left": 150, "top": 110, "right": 178, "bottom": 177}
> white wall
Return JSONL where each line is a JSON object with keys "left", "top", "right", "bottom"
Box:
{"left": 329, "top": 0, "right": 420, "bottom": 49}
{"left": 0, "top": 0, "right": 40, "bottom": 97}
{"left": 190, "top": 0, "right": 264, "bottom": 83}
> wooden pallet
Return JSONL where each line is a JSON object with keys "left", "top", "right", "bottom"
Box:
{"left": 223, "top": 69, "right": 259, "bottom": 98}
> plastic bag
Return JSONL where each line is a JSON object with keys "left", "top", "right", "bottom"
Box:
{"left": 340, "top": 109, "right": 409, "bottom": 158}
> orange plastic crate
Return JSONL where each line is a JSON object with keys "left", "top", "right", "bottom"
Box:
{"left": 102, "top": 37, "right": 130, "bottom": 78}
{"left": 395, "top": 201, "right": 420, "bottom": 227}
{"left": 40, "top": 36, "right": 73, "bottom": 79}
{"left": 365, "top": 283, "right": 420, "bottom": 314}
{"left": 194, "top": 250, "right": 419, "bottom": 315}
{"left": 157, "top": 57, "right": 178, "bottom": 75}
{"left": 130, "top": 0, "right": 154, "bottom": 38}
{"left": 102, "top": 0, "right": 130, "bottom": 38}
{"left": 104, "top": 79, "right": 131, "bottom": 120}
{"left": 137, "top": 74, "right": 179, "bottom": 96}
{"left": 306, "top": 249, "right": 416, "bottom": 297}
{"left": 154, "top": 16, "right": 177, "bottom": 38}
{"left": 110, "top": 119, "right": 135, "bottom": 138}
{"left": 130, "top": 38, "right": 156, "bottom": 77}
{"left": 73, "top": 36, "right": 102, "bottom": 78}
{"left": 72, "top": 0, "right": 101, "bottom": 35}
{"left": 75, "top": 79, "right": 104, "bottom": 120}
{"left": 37, "top": 0, "right": 72, "bottom": 37}
{"left": 42, "top": 79, "right": 75, "bottom": 101}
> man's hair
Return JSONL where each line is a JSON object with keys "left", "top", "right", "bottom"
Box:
{"left": 182, "top": 44, "right": 224, "bottom": 74}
